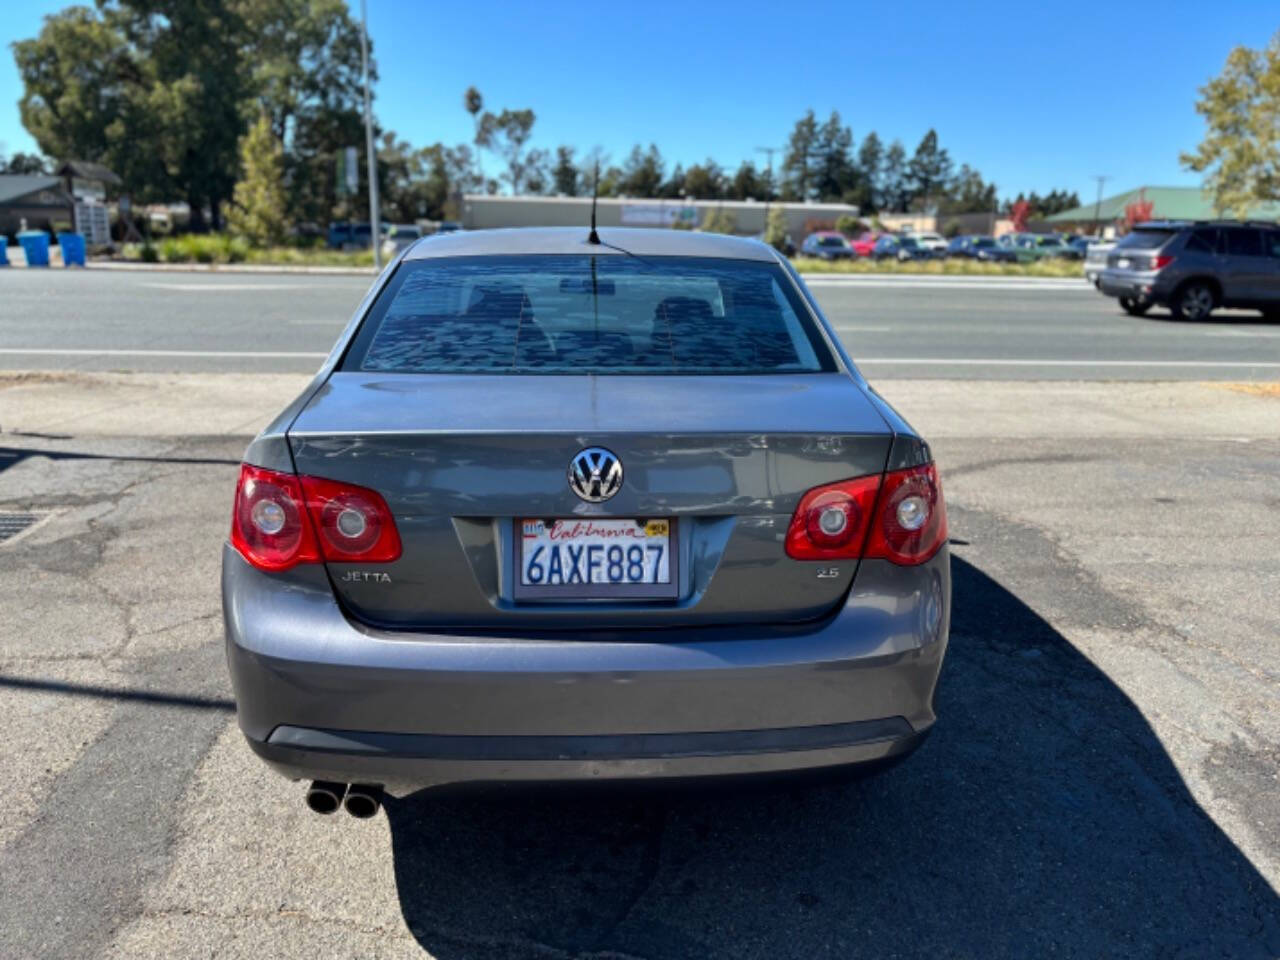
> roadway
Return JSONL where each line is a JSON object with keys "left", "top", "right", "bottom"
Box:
{"left": 1, "top": 267, "right": 1279, "bottom": 379}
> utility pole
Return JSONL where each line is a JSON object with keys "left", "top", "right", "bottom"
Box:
{"left": 756, "top": 146, "right": 778, "bottom": 237}
{"left": 360, "top": 0, "right": 381, "bottom": 270}
{"left": 1091, "top": 175, "right": 1110, "bottom": 237}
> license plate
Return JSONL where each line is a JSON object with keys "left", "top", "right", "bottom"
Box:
{"left": 1117, "top": 257, "right": 1131, "bottom": 268}
{"left": 514, "top": 518, "right": 677, "bottom": 600}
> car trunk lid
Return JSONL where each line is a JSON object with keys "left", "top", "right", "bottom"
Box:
{"left": 287, "top": 372, "right": 893, "bottom": 629}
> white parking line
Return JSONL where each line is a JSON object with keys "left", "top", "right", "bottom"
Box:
{"left": 806, "top": 279, "right": 1091, "bottom": 291}
{"left": 1, "top": 349, "right": 1276, "bottom": 369}
{"left": 0, "top": 348, "right": 328, "bottom": 359}
{"left": 858, "top": 358, "right": 1280, "bottom": 368}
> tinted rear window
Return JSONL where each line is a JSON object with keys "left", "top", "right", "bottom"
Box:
{"left": 342, "top": 255, "right": 836, "bottom": 375}
{"left": 1116, "top": 229, "right": 1176, "bottom": 250}
{"left": 1223, "top": 228, "right": 1263, "bottom": 256}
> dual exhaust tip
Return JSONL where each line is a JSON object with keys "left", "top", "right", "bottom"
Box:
{"left": 306, "top": 781, "right": 381, "bottom": 819}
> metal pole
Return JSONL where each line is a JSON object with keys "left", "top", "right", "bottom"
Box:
{"left": 360, "top": 0, "right": 381, "bottom": 270}
{"left": 1091, "top": 175, "right": 1109, "bottom": 237}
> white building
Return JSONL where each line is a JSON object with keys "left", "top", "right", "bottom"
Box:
{"left": 460, "top": 194, "right": 859, "bottom": 242}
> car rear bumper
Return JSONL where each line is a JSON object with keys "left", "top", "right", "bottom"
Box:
{"left": 1098, "top": 269, "right": 1167, "bottom": 301}
{"left": 223, "top": 544, "right": 950, "bottom": 794}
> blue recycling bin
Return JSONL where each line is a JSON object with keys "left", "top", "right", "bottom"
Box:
{"left": 57, "top": 231, "right": 86, "bottom": 267}
{"left": 18, "top": 230, "right": 50, "bottom": 267}
{"left": 0, "top": 240, "right": 8, "bottom": 267}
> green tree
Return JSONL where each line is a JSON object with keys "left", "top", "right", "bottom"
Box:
{"left": 854, "top": 132, "right": 884, "bottom": 212}
{"left": 1182, "top": 32, "right": 1280, "bottom": 216}
{"left": 813, "top": 110, "right": 854, "bottom": 202}
{"left": 477, "top": 108, "right": 540, "bottom": 193}
{"left": 227, "top": 113, "right": 288, "bottom": 246}
{"left": 700, "top": 206, "right": 737, "bottom": 234}
{"left": 781, "top": 109, "right": 819, "bottom": 200}
{"left": 0, "top": 151, "right": 47, "bottom": 174}
{"left": 942, "top": 163, "right": 998, "bottom": 214}
{"left": 658, "top": 162, "right": 686, "bottom": 198}
{"left": 616, "top": 144, "right": 665, "bottom": 196}
{"left": 682, "top": 160, "right": 725, "bottom": 199}
{"left": 552, "top": 145, "right": 578, "bottom": 195}
{"left": 907, "top": 128, "right": 952, "bottom": 212}
{"left": 464, "top": 86, "right": 484, "bottom": 183}
{"left": 727, "top": 160, "right": 765, "bottom": 200}
{"left": 881, "top": 139, "right": 908, "bottom": 212}
{"left": 239, "top": 0, "right": 368, "bottom": 226}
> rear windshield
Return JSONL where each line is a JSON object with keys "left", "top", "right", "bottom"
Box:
{"left": 342, "top": 255, "right": 836, "bottom": 375}
{"left": 817, "top": 236, "right": 846, "bottom": 247}
{"left": 1116, "top": 229, "right": 1176, "bottom": 250}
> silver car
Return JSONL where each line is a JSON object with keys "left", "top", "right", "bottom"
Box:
{"left": 223, "top": 227, "right": 951, "bottom": 818}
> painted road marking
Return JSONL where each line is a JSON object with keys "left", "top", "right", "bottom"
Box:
{"left": 1, "top": 349, "right": 1276, "bottom": 368}
{"left": 857, "top": 358, "right": 1280, "bottom": 368}
{"left": 0, "top": 348, "right": 329, "bottom": 359}
{"left": 139, "top": 282, "right": 317, "bottom": 291}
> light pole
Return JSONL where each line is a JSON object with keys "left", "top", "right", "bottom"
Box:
{"left": 1091, "top": 175, "right": 1110, "bottom": 237}
{"left": 360, "top": 0, "right": 381, "bottom": 270}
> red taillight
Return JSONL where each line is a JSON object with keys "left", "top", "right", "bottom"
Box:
{"left": 865, "top": 462, "right": 947, "bottom": 565}
{"left": 785, "top": 462, "right": 948, "bottom": 566}
{"left": 1151, "top": 254, "right": 1174, "bottom": 271}
{"left": 785, "top": 475, "right": 881, "bottom": 560}
{"left": 299, "top": 474, "right": 401, "bottom": 563}
{"left": 230, "top": 464, "right": 401, "bottom": 571}
{"left": 231, "top": 464, "right": 321, "bottom": 571}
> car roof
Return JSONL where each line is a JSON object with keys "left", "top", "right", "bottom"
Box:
{"left": 404, "top": 226, "right": 778, "bottom": 262}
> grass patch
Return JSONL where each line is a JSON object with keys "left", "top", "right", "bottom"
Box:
{"left": 120, "top": 234, "right": 374, "bottom": 268}
{"left": 791, "top": 257, "right": 1085, "bottom": 278}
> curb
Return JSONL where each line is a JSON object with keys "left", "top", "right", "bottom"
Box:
{"left": 83, "top": 260, "right": 377, "bottom": 276}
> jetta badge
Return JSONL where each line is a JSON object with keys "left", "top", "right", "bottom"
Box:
{"left": 568, "top": 447, "right": 623, "bottom": 503}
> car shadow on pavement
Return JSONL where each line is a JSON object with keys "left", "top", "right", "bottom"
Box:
{"left": 383, "top": 555, "right": 1280, "bottom": 959}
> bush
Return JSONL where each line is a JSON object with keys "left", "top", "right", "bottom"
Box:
{"left": 943, "top": 218, "right": 963, "bottom": 237}
{"left": 763, "top": 206, "right": 789, "bottom": 252}
{"left": 139, "top": 242, "right": 158, "bottom": 263}
{"left": 835, "top": 215, "right": 867, "bottom": 237}
{"left": 700, "top": 207, "right": 737, "bottom": 235}
{"left": 160, "top": 237, "right": 184, "bottom": 262}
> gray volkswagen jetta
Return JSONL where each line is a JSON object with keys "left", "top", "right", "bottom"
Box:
{"left": 223, "top": 227, "right": 950, "bottom": 817}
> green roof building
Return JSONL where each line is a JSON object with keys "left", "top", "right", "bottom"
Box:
{"left": 1044, "top": 185, "right": 1280, "bottom": 228}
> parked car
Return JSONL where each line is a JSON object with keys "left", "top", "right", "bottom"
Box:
{"left": 435, "top": 221, "right": 463, "bottom": 234}
{"left": 1098, "top": 220, "right": 1280, "bottom": 320}
{"left": 1082, "top": 238, "right": 1115, "bottom": 286}
{"left": 801, "top": 231, "right": 854, "bottom": 260}
{"left": 849, "top": 231, "right": 881, "bottom": 257}
{"left": 381, "top": 223, "right": 424, "bottom": 259}
{"left": 327, "top": 221, "right": 373, "bottom": 250}
{"left": 1034, "top": 234, "right": 1084, "bottom": 260}
{"left": 223, "top": 226, "right": 951, "bottom": 813}
{"left": 946, "top": 235, "right": 1017, "bottom": 263}
{"left": 909, "top": 231, "right": 948, "bottom": 254}
{"left": 874, "top": 234, "right": 935, "bottom": 262}
{"left": 997, "top": 232, "right": 1075, "bottom": 263}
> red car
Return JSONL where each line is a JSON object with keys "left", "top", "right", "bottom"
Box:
{"left": 849, "top": 231, "right": 881, "bottom": 258}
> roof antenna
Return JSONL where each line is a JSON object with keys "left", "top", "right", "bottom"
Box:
{"left": 587, "top": 161, "right": 601, "bottom": 245}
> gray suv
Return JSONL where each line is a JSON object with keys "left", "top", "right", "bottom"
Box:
{"left": 1097, "top": 221, "right": 1280, "bottom": 320}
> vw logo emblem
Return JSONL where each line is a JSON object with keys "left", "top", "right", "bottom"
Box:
{"left": 568, "top": 447, "right": 623, "bottom": 503}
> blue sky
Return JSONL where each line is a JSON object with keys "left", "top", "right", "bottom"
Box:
{"left": 2, "top": 1, "right": 1276, "bottom": 203}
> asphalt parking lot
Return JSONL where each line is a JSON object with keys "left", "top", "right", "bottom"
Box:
{"left": 1, "top": 271, "right": 1278, "bottom": 958}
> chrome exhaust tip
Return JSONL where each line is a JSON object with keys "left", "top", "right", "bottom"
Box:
{"left": 343, "top": 783, "right": 382, "bottom": 819}
{"left": 305, "top": 780, "right": 347, "bottom": 815}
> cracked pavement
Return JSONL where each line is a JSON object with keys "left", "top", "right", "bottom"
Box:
{"left": 0, "top": 375, "right": 1277, "bottom": 959}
